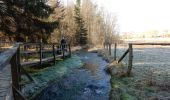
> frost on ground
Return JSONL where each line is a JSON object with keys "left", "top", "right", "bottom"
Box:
{"left": 101, "top": 47, "right": 170, "bottom": 100}
{"left": 21, "top": 55, "right": 83, "bottom": 99}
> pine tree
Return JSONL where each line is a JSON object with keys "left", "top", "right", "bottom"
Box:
{"left": 0, "top": 0, "right": 63, "bottom": 43}
{"left": 74, "top": 0, "right": 87, "bottom": 45}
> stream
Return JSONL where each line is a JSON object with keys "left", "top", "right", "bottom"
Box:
{"left": 34, "top": 50, "right": 110, "bottom": 100}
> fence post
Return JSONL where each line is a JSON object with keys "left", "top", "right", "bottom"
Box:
{"left": 127, "top": 43, "right": 133, "bottom": 76}
{"left": 52, "top": 44, "right": 56, "bottom": 64}
{"left": 114, "top": 43, "right": 117, "bottom": 60}
{"left": 69, "top": 44, "right": 71, "bottom": 57}
{"left": 62, "top": 44, "right": 65, "bottom": 59}
{"left": 40, "top": 42, "right": 42, "bottom": 67}
{"left": 109, "top": 43, "right": 111, "bottom": 55}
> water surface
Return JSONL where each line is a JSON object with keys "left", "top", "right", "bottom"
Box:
{"left": 34, "top": 51, "right": 110, "bottom": 100}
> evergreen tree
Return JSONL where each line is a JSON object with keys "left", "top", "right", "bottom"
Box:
{"left": 74, "top": 0, "right": 87, "bottom": 45}
{"left": 0, "top": 0, "right": 62, "bottom": 43}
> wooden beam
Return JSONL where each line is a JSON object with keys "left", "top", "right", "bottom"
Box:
{"left": 20, "top": 67, "right": 34, "bottom": 82}
{"left": 12, "top": 85, "right": 27, "bottom": 100}
{"left": 132, "top": 43, "right": 170, "bottom": 45}
{"left": 118, "top": 48, "right": 129, "bottom": 63}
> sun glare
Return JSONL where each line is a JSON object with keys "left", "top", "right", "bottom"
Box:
{"left": 92, "top": 0, "right": 170, "bottom": 32}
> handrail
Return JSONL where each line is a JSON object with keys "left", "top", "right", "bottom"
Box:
{"left": 0, "top": 43, "right": 19, "bottom": 70}
{"left": 131, "top": 43, "right": 170, "bottom": 45}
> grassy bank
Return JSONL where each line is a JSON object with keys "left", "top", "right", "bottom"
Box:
{"left": 21, "top": 55, "right": 83, "bottom": 99}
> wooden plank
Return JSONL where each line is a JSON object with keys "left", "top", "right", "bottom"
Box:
{"left": 21, "top": 60, "right": 40, "bottom": 67}
{"left": 21, "top": 57, "right": 56, "bottom": 67}
{"left": 118, "top": 48, "right": 129, "bottom": 63}
{"left": 21, "top": 53, "right": 70, "bottom": 67}
{"left": 0, "top": 65, "right": 12, "bottom": 100}
{"left": 21, "top": 50, "right": 52, "bottom": 54}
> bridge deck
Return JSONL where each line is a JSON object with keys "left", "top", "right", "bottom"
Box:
{"left": 0, "top": 65, "right": 13, "bottom": 100}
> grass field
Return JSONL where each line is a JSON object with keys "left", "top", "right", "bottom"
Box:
{"left": 110, "top": 46, "right": 170, "bottom": 100}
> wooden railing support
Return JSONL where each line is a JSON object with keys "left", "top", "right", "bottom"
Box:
{"left": 17, "top": 45, "right": 22, "bottom": 89}
{"left": 62, "top": 44, "right": 65, "bottom": 59}
{"left": 12, "top": 85, "right": 27, "bottom": 100}
{"left": 52, "top": 44, "right": 56, "bottom": 64}
{"left": 39, "top": 43, "right": 42, "bottom": 67}
{"left": 118, "top": 48, "right": 129, "bottom": 63}
{"left": 10, "top": 48, "right": 21, "bottom": 100}
{"left": 69, "top": 44, "right": 71, "bottom": 57}
{"left": 109, "top": 43, "right": 111, "bottom": 56}
{"left": 127, "top": 44, "right": 133, "bottom": 76}
{"left": 114, "top": 43, "right": 117, "bottom": 60}
{"left": 0, "top": 42, "right": 73, "bottom": 100}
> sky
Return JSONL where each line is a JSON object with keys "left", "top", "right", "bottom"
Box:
{"left": 63, "top": 0, "right": 170, "bottom": 32}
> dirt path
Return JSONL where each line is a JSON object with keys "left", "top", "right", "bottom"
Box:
{"left": 34, "top": 50, "right": 110, "bottom": 100}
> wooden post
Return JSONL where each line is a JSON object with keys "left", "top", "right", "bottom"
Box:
{"left": 68, "top": 44, "right": 71, "bottom": 57}
{"left": 17, "top": 45, "right": 21, "bottom": 89}
{"left": 10, "top": 51, "right": 20, "bottom": 100}
{"left": 127, "top": 44, "right": 133, "bottom": 76}
{"left": 106, "top": 44, "right": 108, "bottom": 50}
{"left": 103, "top": 42, "right": 105, "bottom": 49}
{"left": 109, "top": 43, "right": 111, "bottom": 55}
{"left": 40, "top": 43, "right": 42, "bottom": 67}
{"left": 52, "top": 44, "right": 56, "bottom": 64}
{"left": 62, "top": 44, "right": 65, "bottom": 59}
{"left": 114, "top": 43, "right": 117, "bottom": 60}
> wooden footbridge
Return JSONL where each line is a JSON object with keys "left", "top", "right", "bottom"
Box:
{"left": 0, "top": 42, "right": 71, "bottom": 100}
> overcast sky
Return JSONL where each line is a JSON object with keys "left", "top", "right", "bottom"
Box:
{"left": 63, "top": 0, "right": 170, "bottom": 32}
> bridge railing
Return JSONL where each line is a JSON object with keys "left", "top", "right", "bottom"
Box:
{"left": 0, "top": 43, "right": 26, "bottom": 100}
{"left": 20, "top": 42, "right": 71, "bottom": 67}
{"left": 0, "top": 42, "right": 72, "bottom": 100}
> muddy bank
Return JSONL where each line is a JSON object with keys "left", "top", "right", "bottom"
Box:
{"left": 33, "top": 51, "right": 111, "bottom": 100}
